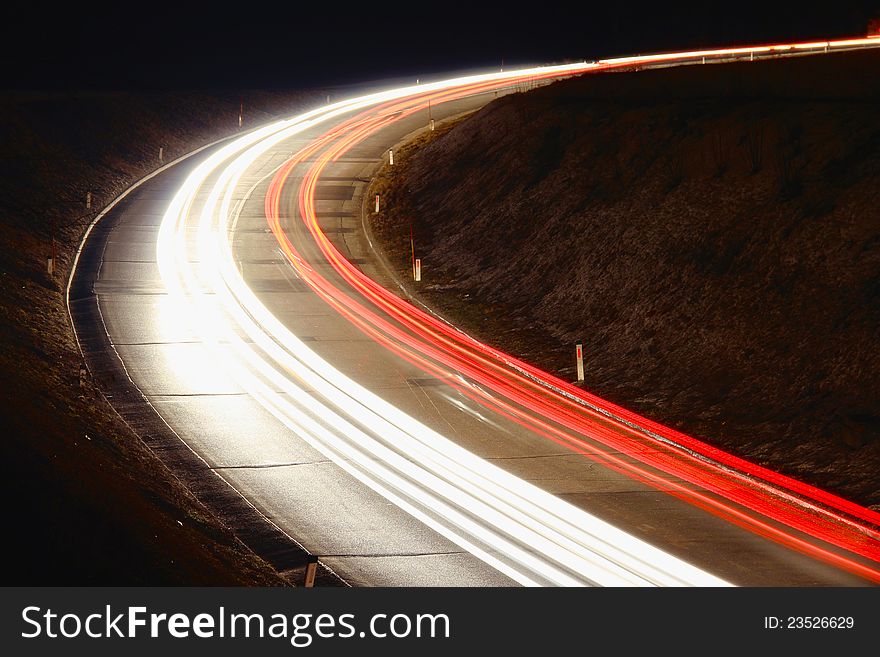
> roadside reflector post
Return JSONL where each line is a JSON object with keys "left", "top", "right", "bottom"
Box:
{"left": 414, "top": 258, "right": 421, "bottom": 282}
{"left": 375, "top": 194, "right": 380, "bottom": 213}
{"left": 702, "top": 56, "right": 706, "bottom": 64}
{"left": 388, "top": 149, "right": 394, "bottom": 165}
{"left": 576, "top": 342, "right": 584, "bottom": 382}
{"left": 239, "top": 97, "right": 243, "bottom": 128}
{"left": 46, "top": 256, "right": 54, "bottom": 277}
{"left": 750, "top": 51, "right": 754, "bottom": 61}
{"left": 304, "top": 558, "right": 318, "bottom": 588}
{"left": 409, "top": 220, "right": 415, "bottom": 277}
{"left": 158, "top": 146, "right": 164, "bottom": 163}
{"left": 86, "top": 191, "right": 92, "bottom": 209}
{"left": 430, "top": 119, "right": 435, "bottom": 131}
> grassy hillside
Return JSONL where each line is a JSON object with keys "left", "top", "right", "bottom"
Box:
{"left": 369, "top": 49, "right": 880, "bottom": 508}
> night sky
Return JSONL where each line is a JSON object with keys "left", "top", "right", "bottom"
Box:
{"left": 3, "top": 1, "right": 879, "bottom": 90}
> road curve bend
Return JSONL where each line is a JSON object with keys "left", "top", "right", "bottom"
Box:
{"left": 72, "top": 37, "right": 880, "bottom": 586}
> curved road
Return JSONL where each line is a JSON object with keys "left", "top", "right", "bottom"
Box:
{"left": 70, "top": 38, "right": 880, "bottom": 586}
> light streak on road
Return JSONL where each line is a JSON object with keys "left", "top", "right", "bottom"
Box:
{"left": 157, "top": 37, "right": 880, "bottom": 586}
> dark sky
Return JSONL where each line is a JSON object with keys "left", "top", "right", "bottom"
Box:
{"left": 3, "top": 1, "right": 878, "bottom": 90}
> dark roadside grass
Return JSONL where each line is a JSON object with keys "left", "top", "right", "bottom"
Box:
{"left": 0, "top": 90, "right": 325, "bottom": 584}
{"left": 367, "top": 49, "right": 880, "bottom": 511}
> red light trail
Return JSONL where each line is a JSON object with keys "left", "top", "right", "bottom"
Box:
{"left": 263, "top": 41, "right": 880, "bottom": 582}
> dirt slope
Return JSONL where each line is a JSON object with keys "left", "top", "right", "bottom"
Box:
{"left": 369, "top": 50, "right": 880, "bottom": 508}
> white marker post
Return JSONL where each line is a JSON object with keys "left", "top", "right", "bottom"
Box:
{"left": 304, "top": 560, "right": 318, "bottom": 588}
{"left": 576, "top": 342, "right": 584, "bottom": 382}
{"left": 86, "top": 191, "right": 92, "bottom": 209}
{"left": 158, "top": 146, "right": 164, "bottom": 163}
{"left": 414, "top": 258, "right": 421, "bottom": 282}
{"left": 47, "top": 256, "right": 54, "bottom": 277}
{"left": 388, "top": 149, "right": 394, "bottom": 165}
{"left": 375, "top": 194, "right": 380, "bottom": 213}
